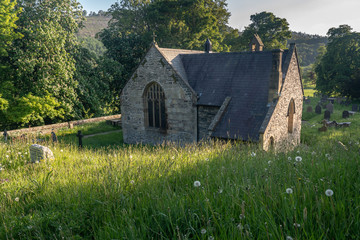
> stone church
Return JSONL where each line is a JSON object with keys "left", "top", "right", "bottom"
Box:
{"left": 121, "top": 35, "right": 303, "bottom": 151}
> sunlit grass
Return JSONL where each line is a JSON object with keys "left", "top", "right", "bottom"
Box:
{"left": 0, "top": 99, "right": 359, "bottom": 239}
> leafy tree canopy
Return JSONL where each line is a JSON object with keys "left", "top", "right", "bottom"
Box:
{"left": 0, "top": 0, "right": 23, "bottom": 57}
{"left": 238, "top": 11, "right": 292, "bottom": 50}
{"left": 98, "top": 0, "right": 231, "bottom": 81}
{"left": 315, "top": 25, "right": 360, "bottom": 98}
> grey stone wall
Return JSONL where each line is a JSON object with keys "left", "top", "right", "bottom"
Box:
{"left": 198, "top": 106, "right": 219, "bottom": 140}
{"left": 121, "top": 45, "right": 197, "bottom": 145}
{"left": 261, "top": 50, "right": 303, "bottom": 151}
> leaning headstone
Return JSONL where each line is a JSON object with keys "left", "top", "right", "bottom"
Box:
{"left": 324, "top": 110, "right": 331, "bottom": 120}
{"left": 315, "top": 105, "right": 322, "bottom": 114}
{"left": 342, "top": 111, "right": 350, "bottom": 119}
{"left": 352, "top": 104, "right": 358, "bottom": 111}
{"left": 29, "top": 144, "right": 54, "bottom": 163}
{"left": 326, "top": 103, "right": 334, "bottom": 113}
{"left": 306, "top": 106, "right": 313, "bottom": 112}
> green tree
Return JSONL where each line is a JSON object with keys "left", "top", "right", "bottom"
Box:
{"left": 98, "top": 0, "right": 231, "bottom": 81}
{"left": 315, "top": 25, "right": 360, "bottom": 98}
{"left": 238, "top": 11, "right": 291, "bottom": 51}
{"left": 9, "top": 0, "right": 84, "bottom": 119}
{"left": 0, "top": 0, "right": 23, "bottom": 58}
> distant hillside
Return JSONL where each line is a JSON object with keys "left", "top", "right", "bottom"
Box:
{"left": 288, "top": 32, "right": 328, "bottom": 67}
{"left": 77, "top": 16, "right": 111, "bottom": 38}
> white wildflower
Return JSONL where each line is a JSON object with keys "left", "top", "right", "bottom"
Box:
{"left": 250, "top": 152, "right": 256, "bottom": 157}
{"left": 18, "top": 152, "right": 21, "bottom": 155}
{"left": 288, "top": 157, "right": 292, "bottom": 161}
{"left": 5, "top": 155, "right": 9, "bottom": 158}
{"left": 237, "top": 223, "right": 244, "bottom": 230}
{"left": 218, "top": 189, "right": 223, "bottom": 194}
{"left": 193, "top": 181, "right": 201, "bottom": 187}
{"left": 201, "top": 229, "right": 207, "bottom": 234}
{"left": 239, "top": 214, "right": 245, "bottom": 220}
{"left": 208, "top": 236, "right": 214, "bottom": 240}
{"left": 130, "top": 180, "right": 135, "bottom": 185}
{"left": 60, "top": 149, "right": 63, "bottom": 152}
{"left": 293, "top": 223, "right": 301, "bottom": 227}
{"left": 286, "top": 188, "right": 293, "bottom": 194}
{"left": 15, "top": 197, "right": 19, "bottom": 202}
{"left": 286, "top": 236, "right": 293, "bottom": 240}
{"left": 325, "top": 189, "right": 334, "bottom": 197}
{"left": 268, "top": 161, "right": 271, "bottom": 164}
{"left": 295, "top": 156, "right": 302, "bottom": 162}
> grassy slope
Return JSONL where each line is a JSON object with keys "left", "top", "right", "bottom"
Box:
{"left": 77, "top": 16, "right": 111, "bottom": 38}
{"left": 0, "top": 100, "right": 359, "bottom": 239}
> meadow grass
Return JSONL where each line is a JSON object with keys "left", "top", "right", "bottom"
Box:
{"left": 0, "top": 98, "right": 359, "bottom": 239}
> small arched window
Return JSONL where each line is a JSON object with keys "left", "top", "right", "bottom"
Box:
{"left": 144, "top": 82, "right": 167, "bottom": 130}
{"left": 269, "top": 136, "right": 275, "bottom": 151}
{"left": 288, "top": 99, "right": 295, "bottom": 133}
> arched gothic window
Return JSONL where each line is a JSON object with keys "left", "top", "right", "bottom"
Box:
{"left": 144, "top": 82, "right": 167, "bottom": 130}
{"left": 288, "top": 99, "right": 295, "bottom": 133}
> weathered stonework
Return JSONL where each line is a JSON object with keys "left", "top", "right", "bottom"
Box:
{"left": 197, "top": 106, "right": 219, "bottom": 140}
{"left": 261, "top": 50, "right": 303, "bottom": 151}
{"left": 121, "top": 45, "right": 197, "bottom": 144}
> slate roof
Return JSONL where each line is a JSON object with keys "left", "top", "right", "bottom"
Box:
{"left": 158, "top": 46, "right": 295, "bottom": 141}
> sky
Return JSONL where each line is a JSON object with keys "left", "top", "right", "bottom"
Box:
{"left": 78, "top": 0, "right": 360, "bottom": 36}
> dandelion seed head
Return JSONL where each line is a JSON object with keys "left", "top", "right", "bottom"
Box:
{"left": 295, "top": 156, "right": 302, "bottom": 162}
{"left": 268, "top": 161, "right": 271, "bottom": 164}
{"left": 286, "top": 236, "right": 293, "bottom": 240}
{"left": 208, "top": 236, "right": 214, "bottom": 240}
{"left": 251, "top": 152, "right": 256, "bottom": 157}
{"left": 193, "top": 181, "right": 201, "bottom": 187}
{"left": 293, "top": 223, "right": 301, "bottom": 227}
{"left": 288, "top": 157, "right": 292, "bottom": 161}
{"left": 60, "top": 149, "right": 63, "bottom": 152}
{"left": 130, "top": 180, "right": 135, "bottom": 185}
{"left": 325, "top": 189, "right": 334, "bottom": 197}
{"left": 239, "top": 214, "right": 245, "bottom": 220}
{"left": 286, "top": 188, "right": 293, "bottom": 194}
{"left": 5, "top": 155, "right": 9, "bottom": 158}
{"left": 15, "top": 197, "right": 19, "bottom": 202}
{"left": 201, "top": 229, "right": 207, "bottom": 234}
{"left": 218, "top": 189, "right": 223, "bottom": 194}
{"left": 237, "top": 223, "right": 244, "bottom": 230}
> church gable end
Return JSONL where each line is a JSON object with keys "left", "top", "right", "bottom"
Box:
{"left": 121, "top": 45, "right": 197, "bottom": 144}
{"left": 260, "top": 46, "right": 303, "bottom": 152}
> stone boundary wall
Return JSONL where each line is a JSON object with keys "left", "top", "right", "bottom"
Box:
{"left": 1, "top": 114, "right": 122, "bottom": 136}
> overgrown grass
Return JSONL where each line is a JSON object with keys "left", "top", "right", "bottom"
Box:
{"left": 0, "top": 101, "right": 359, "bottom": 239}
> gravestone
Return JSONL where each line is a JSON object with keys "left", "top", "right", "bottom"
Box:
{"left": 76, "top": 130, "right": 84, "bottom": 148}
{"left": 352, "top": 104, "right": 358, "bottom": 111}
{"left": 315, "top": 105, "right": 322, "bottom": 114}
{"left": 342, "top": 111, "right": 349, "bottom": 119}
{"left": 306, "top": 106, "right": 313, "bottom": 112}
{"left": 51, "top": 130, "right": 57, "bottom": 142}
{"left": 326, "top": 103, "right": 334, "bottom": 113}
{"left": 29, "top": 144, "right": 54, "bottom": 163}
{"left": 324, "top": 110, "right": 331, "bottom": 120}
{"left": 3, "top": 129, "right": 7, "bottom": 142}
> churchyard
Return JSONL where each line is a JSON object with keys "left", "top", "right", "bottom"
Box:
{"left": 0, "top": 96, "right": 359, "bottom": 239}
